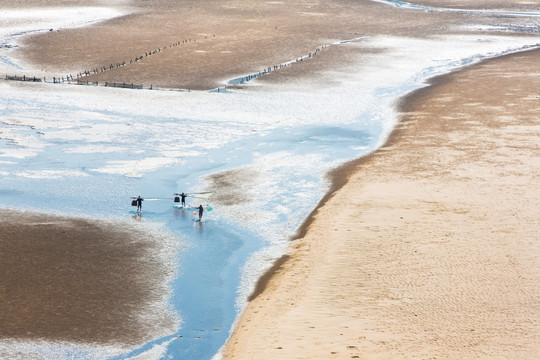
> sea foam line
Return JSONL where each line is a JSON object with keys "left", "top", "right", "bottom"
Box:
{"left": 373, "top": 0, "right": 540, "bottom": 17}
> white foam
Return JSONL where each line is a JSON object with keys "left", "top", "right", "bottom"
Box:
{"left": 0, "top": 339, "right": 123, "bottom": 360}
{"left": 62, "top": 145, "right": 127, "bottom": 154}
{"left": 127, "top": 338, "right": 175, "bottom": 360}
{"left": 90, "top": 157, "right": 186, "bottom": 178}
{"left": 10, "top": 169, "right": 88, "bottom": 179}
{"left": 459, "top": 23, "right": 540, "bottom": 34}
{"left": 373, "top": 0, "right": 540, "bottom": 17}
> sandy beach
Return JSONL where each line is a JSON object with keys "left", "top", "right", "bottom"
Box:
{"left": 223, "top": 49, "right": 540, "bottom": 359}
{"left": 1, "top": 0, "right": 539, "bottom": 358}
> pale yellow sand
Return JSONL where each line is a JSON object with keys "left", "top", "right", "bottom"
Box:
{"left": 222, "top": 49, "right": 540, "bottom": 359}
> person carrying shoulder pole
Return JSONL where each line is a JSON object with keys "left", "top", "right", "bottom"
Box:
{"left": 181, "top": 192, "right": 187, "bottom": 206}
{"left": 136, "top": 196, "right": 143, "bottom": 212}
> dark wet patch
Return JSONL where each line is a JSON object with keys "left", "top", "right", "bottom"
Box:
{"left": 0, "top": 210, "right": 178, "bottom": 347}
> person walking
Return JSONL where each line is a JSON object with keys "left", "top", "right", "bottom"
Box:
{"left": 198, "top": 204, "right": 204, "bottom": 221}
{"left": 180, "top": 192, "right": 187, "bottom": 207}
{"left": 136, "top": 196, "right": 143, "bottom": 212}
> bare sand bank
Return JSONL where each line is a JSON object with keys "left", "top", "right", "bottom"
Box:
{"left": 222, "top": 48, "right": 540, "bottom": 359}
{"left": 13, "top": 0, "right": 539, "bottom": 90}
{"left": 0, "top": 210, "right": 178, "bottom": 349}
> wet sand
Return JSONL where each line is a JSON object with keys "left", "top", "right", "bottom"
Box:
{"left": 0, "top": 210, "right": 178, "bottom": 349}
{"left": 223, "top": 48, "right": 540, "bottom": 359}
{"left": 14, "top": 0, "right": 538, "bottom": 90}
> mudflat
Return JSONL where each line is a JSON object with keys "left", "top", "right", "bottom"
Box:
{"left": 14, "top": 0, "right": 538, "bottom": 90}
{"left": 0, "top": 210, "right": 177, "bottom": 348}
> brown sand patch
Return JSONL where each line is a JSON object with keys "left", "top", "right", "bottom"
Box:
{"left": 0, "top": 210, "right": 178, "bottom": 347}
{"left": 222, "top": 48, "right": 540, "bottom": 360}
{"left": 205, "top": 168, "right": 260, "bottom": 206}
{"left": 14, "top": 0, "right": 538, "bottom": 90}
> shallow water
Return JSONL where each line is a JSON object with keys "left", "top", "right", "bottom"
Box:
{"left": 1, "top": 4, "right": 539, "bottom": 360}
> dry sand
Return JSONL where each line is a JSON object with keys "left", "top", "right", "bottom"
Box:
{"left": 222, "top": 48, "right": 540, "bottom": 359}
